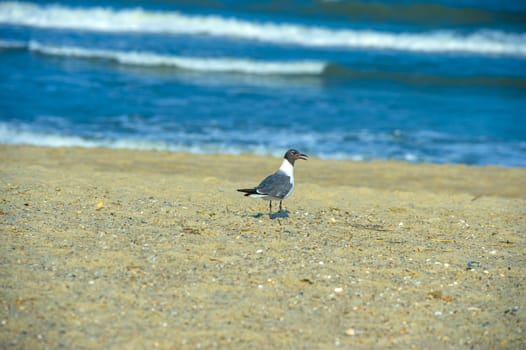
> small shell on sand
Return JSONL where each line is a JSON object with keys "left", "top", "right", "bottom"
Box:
{"left": 344, "top": 328, "right": 356, "bottom": 336}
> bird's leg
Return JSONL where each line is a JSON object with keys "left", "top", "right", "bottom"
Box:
{"left": 279, "top": 201, "right": 283, "bottom": 215}
{"left": 269, "top": 200, "right": 272, "bottom": 219}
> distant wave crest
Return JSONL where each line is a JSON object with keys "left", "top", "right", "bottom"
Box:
{"left": 1, "top": 2, "right": 525, "bottom": 57}
{"left": 0, "top": 39, "right": 26, "bottom": 48}
{"left": 3, "top": 40, "right": 524, "bottom": 86}
{"left": 20, "top": 41, "right": 326, "bottom": 75}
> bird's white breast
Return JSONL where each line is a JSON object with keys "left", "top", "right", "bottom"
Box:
{"left": 279, "top": 159, "right": 295, "bottom": 199}
{"left": 278, "top": 159, "right": 295, "bottom": 182}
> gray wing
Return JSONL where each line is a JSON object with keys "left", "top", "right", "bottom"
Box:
{"left": 256, "top": 171, "right": 292, "bottom": 198}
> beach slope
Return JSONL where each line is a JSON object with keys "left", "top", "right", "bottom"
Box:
{"left": 1, "top": 145, "right": 524, "bottom": 349}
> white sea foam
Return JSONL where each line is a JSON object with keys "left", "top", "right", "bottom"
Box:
{"left": 25, "top": 41, "right": 326, "bottom": 75}
{"left": 1, "top": 2, "right": 525, "bottom": 57}
{"left": 2, "top": 122, "right": 525, "bottom": 166}
{"left": 0, "top": 122, "right": 281, "bottom": 155}
{"left": 0, "top": 122, "right": 178, "bottom": 150}
{"left": 0, "top": 123, "right": 99, "bottom": 148}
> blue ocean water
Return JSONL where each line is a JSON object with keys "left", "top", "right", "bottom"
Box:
{"left": 1, "top": 0, "right": 525, "bottom": 166}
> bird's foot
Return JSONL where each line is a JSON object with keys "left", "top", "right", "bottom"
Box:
{"left": 270, "top": 209, "right": 289, "bottom": 219}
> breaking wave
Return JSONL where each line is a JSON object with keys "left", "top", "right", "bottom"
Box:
{"left": 16, "top": 41, "right": 327, "bottom": 75}
{"left": 1, "top": 2, "right": 525, "bottom": 57}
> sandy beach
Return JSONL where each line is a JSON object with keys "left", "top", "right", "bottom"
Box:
{"left": 0, "top": 144, "right": 524, "bottom": 349}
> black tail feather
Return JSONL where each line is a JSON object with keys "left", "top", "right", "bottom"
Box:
{"left": 237, "top": 188, "right": 257, "bottom": 196}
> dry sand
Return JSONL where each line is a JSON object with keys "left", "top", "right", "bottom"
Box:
{"left": 1, "top": 144, "right": 525, "bottom": 349}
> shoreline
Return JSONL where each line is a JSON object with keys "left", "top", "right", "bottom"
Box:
{"left": 2, "top": 143, "right": 524, "bottom": 198}
{"left": 1, "top": 144, "right": 525, "bottom": 349}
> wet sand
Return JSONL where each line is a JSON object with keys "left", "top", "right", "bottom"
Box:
{"left": 1, "top": 144, "right": 525, "bottom": 349}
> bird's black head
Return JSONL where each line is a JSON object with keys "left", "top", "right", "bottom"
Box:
{"left": 284, "top": 149, "right": 308, "bottom": 165}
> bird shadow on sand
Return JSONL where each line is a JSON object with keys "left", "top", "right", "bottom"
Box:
{"left": 252, "top": 209, "right": 289, "bottom": 220}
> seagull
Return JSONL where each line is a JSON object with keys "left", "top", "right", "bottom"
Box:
{"left": 237, "top": 149, "right": 308, "bottom": 218}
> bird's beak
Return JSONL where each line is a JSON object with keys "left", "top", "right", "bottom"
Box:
{"left": 298, "top": 153, "right": 309, "bottom": 160}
